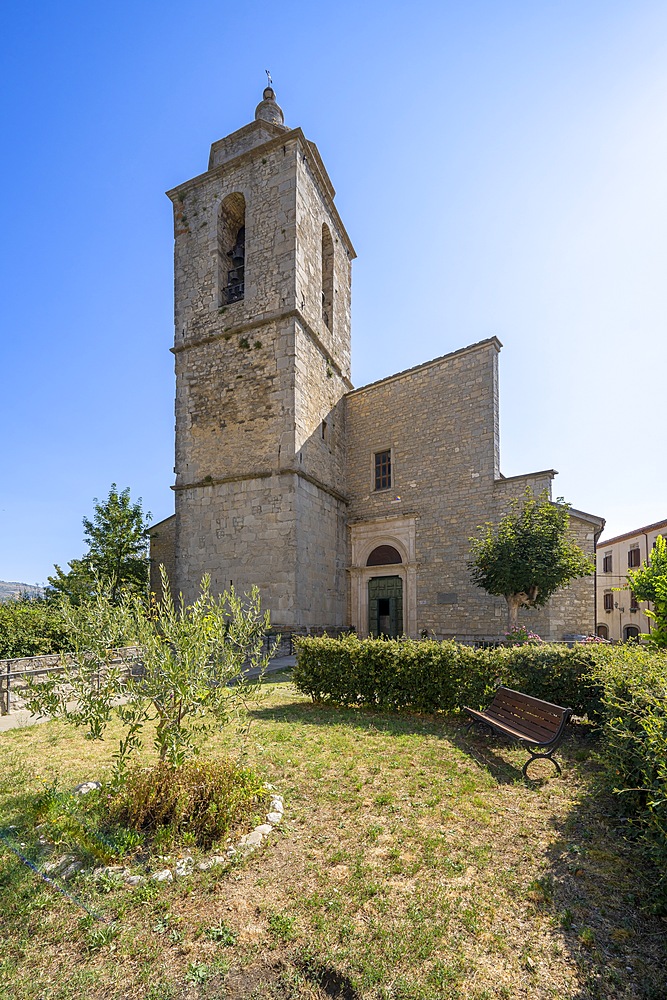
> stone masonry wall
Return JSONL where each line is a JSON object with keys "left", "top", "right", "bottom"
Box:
{"left": 175, "top": 474, "right": 297, "bottom": 614}
{"left": 295, "top": 476, "right": 349, "bottom": 627}
{"left": 517, "top": 514, "right": 600, "bottom": 640}
{"left": 346, "top": 340, "right": 504, "bottom": 639}
{"left": 294, "top": 151, "right": 352, "bottom": 381}
{"left": 149, "top": 515, "right": 176, "bottom": 599}
{"left": 345, "top": 339, "right": 599, "bottom": 640}
{"left": 174, "top": 319, "right": 294, "bottom": 486}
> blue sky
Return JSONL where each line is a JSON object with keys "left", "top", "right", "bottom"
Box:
{"left": 2, "top": 0, "right": 666, "bottom": 584}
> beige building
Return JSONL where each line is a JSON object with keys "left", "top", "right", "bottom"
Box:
{"left": 596, "top": 519, "right": 667, "bottom": 641}
{"left": 150, "top": 87, "right": 604, "bottom": 642}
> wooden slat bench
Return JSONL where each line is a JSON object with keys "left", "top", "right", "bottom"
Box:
{"left": 464, "top": 687, "right": 572, "bottom": 777}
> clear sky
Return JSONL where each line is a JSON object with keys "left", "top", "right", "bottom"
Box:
{"left": 2, "top": 0, "right": 666, "bottom": 585}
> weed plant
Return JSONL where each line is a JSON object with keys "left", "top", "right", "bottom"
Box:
{"left": 108, "top": 756, "right": 267, "bottom": 850}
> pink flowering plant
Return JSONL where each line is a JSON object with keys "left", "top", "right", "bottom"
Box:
{"left": 504, "top": 625, "right": 543, "bottom": 647}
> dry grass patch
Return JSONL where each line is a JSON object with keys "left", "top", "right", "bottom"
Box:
{"left": 0, "top": 679, "right": 665, "bottom": 999}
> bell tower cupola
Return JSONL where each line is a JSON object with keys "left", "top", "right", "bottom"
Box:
{"left": 255, "top": 85, "right": 284, "bottom": 127}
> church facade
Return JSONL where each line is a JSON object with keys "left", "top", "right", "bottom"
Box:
{"left": 149, "top": 87, "right": 604, "bottom": 642}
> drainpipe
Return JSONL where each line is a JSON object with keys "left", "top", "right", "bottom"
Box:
{"left": 593, "top": 525, "right": 604, "bottom": 636}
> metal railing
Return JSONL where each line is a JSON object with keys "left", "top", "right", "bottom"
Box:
{"left": 0, "top": 648, "right": 143, "bottom": 716}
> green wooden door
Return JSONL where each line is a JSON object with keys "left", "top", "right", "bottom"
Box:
{"left": 368, "top": 576, "right": 403, "bottom": 637}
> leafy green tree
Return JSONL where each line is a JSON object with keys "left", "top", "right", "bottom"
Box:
{"left": 26, "top": 567, "right": 272, "bottom": 774}
{"left": 469, "top": 488, "right": 593, "bottom": 631}
{"left": 47, "top": 485, "right": 150, "bottom": 604}
{"left": 627, "top": 534, "right": 667, "bottom": 648}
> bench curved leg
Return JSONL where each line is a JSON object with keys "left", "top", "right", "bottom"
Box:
{"left": 522, "top": 749, "right": 561, "bottom": 779}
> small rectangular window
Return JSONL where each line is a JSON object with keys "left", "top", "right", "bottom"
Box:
{"left": 628, "top": 547, "right": 641, "bottom": 568}
{"left": 603, "top": 592, "right": 614, "bottom": 612}
{"left": 630, "top": 592, "right": 640, "bottom": 611}
{"left": 602, "top": 554, "right": 612, "bottom": 573}
{"left": 374, "top": 450, "right": 391, "bottom": 491}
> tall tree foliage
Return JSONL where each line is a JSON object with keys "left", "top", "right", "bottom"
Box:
{"left": 627, "top": 534, "right": 667, "bottom": 648}
{"left": 47, "top": 485, "right": 150, "bottom": 604}
{"left": 469, "top": 488, "right": 593, "bottom": 630}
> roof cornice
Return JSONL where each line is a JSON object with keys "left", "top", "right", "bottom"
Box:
{"left": 598, "top": 518, "right": 667, "bottom": 547}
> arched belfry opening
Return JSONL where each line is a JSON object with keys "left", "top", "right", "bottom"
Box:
{"left": 219, "top": 193, "right": 246, "bottom": 305}
{"left": 321, "top": 223, "right": 333, "bottom": 330}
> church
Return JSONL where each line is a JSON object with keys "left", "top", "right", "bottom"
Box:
{"left": 149, "top": 86, "right": 604, "bottom": 642}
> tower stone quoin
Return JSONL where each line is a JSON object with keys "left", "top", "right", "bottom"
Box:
{"left": 151, "top": 86, "right": 604, "bottom": 641}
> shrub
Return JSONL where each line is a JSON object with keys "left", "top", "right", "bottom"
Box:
{"left": 0, "top": 596, "right": 71, "bottom": 659}
{"left": 107, "top": 757, "right": 266, "bottom": 849}
{"left": 492, "top": 644, "right": 604, "bottom": 720}
{"left": 503, "top": 626, "right": 543, "bottom": 646}
{"left": 590, "top": 645, "right": 667, "bottom": 911}
{"left": 293, "top": 636, "right": 485, "bottom": 713}
{"left": 293, "top": 636, "right": 603, "bottom": 718}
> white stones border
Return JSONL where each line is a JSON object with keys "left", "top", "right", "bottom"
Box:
{"left": 70, "top": 783, "right": 284, "bottom": 886}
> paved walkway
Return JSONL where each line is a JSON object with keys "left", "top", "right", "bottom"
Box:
{"left": 0, "top": 655, "right": 296, "bottom": 734}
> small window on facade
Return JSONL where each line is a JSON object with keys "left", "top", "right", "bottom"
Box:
{"left": 630, "top": 592, "right": 640, "bottom": 612}
{"left": 321, "top": 420, "right": 327, "bottom": 441}
{"left": 602, "top": 553, "right": 612, "bottom": 573}
{"left": 603, "top": 592, "right": 614, "bottom": 612}
{"left": 628, "top": 547, "right": 641, "bottom": 568}
{"left": 374, "top": 450, "right": 391, "bottom": 491}
{"left": 596, "top": 624, "right": 609, "bottom": 640}
{"left": 624, "top": 625, "right": 640, "bottom": 641}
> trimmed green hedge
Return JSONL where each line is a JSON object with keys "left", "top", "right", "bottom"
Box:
{"left": 591, "top": 645, "right": 667, "bottom": 911}
{"left": 292, "top": 635, "right": 604, "bottom": 719}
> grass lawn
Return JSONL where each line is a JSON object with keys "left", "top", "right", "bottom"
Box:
{"left": 0, "top": 674, "right": 665, "bottom": 999}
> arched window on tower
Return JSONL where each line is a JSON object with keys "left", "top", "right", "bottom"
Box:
{"left": 219, "top": 193, "right": 246, "bottom": 305}
{"left": 321, "top": 223, "right": 333, "bottom": 331}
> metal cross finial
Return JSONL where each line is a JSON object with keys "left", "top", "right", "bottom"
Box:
{"left": 265, "top": 69, "right": 272, "bottom": 87}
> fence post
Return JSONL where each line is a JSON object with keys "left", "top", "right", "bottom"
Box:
{"left": 2, "top": 661, "right": 10, "bottom": 715}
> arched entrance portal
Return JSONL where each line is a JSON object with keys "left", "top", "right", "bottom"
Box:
{"left": 349, "top": 516, "right": 418, "bottom": 638}
{"left": 368, "top": 575, "right": 403, "bottom": 637}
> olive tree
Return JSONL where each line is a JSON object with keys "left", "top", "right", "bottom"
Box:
{"left": 26, "top": 567, "right": 273, "bottom": 776}
{"left": 469, "top": 488, "right": 593, "bottom": 631}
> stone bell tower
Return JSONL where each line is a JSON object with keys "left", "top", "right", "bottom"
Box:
{"left": 168, "top": 86, "right": 355, "bottom": 625}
